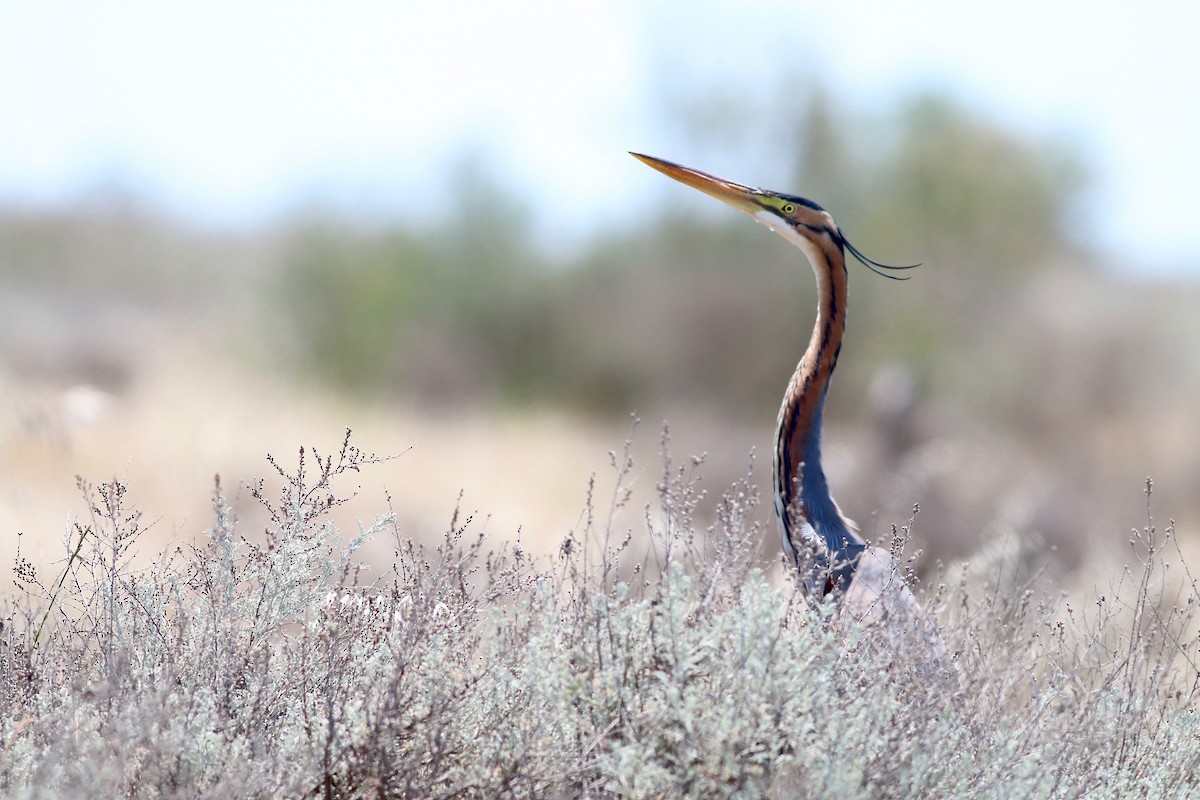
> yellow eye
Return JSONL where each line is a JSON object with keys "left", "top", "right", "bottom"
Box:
{"left": 782, "top": 203, "right": 797, "bottom": 214}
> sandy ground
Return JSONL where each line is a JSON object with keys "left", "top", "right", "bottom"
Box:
{"left": 0, "top": 347, "right": 763, "bottom": 582}
{"left": 4, "top": 341, "right": 1198, "bottom": 601}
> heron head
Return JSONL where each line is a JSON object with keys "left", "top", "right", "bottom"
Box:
{"left": 631, "top": 152, "right": 832, "bottom": 239}
{"left": 630, "top": 152, "right": 917, "bottom": 279}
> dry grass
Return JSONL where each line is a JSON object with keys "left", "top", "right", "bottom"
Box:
{"left": 0, "top": 348, "right": 658, "bottom": 577}
{"left": 2, "top": 427, "right": 1197, "bottom": 798}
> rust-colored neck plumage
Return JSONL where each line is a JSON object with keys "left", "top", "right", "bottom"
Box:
{"left": 772, "top": 231, "right": 865, "bottom": 596}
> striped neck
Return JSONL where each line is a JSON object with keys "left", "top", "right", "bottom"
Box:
{"left": 772, "top": 232, "right": 865, "bottom": 596}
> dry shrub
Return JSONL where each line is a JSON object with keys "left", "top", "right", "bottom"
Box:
{"left": 1, "top": 431, "right": 1197, "bottom": 799}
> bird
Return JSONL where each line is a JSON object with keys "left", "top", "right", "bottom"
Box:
{"left": 632, "top": 153, "right": 950, "bottom": 670}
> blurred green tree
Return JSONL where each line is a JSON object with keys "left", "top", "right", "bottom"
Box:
{"left": 271, "top": 88, "right": 1088, "bottom": 423}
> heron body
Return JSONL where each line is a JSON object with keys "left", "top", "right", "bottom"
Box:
{"left": 631, "top": 153, "right": 935, "bottom": 630}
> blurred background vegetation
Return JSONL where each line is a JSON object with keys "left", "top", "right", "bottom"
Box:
{"left": 1, "top": 79, "right": 1198, "bottom": 590}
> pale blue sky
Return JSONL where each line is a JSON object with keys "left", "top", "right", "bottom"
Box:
{"left": 2, "top": 0, "right": 1197, "bottom": 271}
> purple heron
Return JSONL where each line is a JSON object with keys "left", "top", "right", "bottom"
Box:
{"left": 631, "top": 154, "right": 944, "bottom": 651}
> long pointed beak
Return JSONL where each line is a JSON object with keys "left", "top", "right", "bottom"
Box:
{"left": 630, "top": 152, "right": 763, "bottom": 217}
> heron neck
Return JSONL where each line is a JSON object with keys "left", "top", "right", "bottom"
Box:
{"left": 775, "top": 238, "right": 860, "bottom": 567}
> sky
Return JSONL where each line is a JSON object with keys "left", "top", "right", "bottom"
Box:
{"left": 1, "top": 0, "right": 1198, "bottom": 272}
